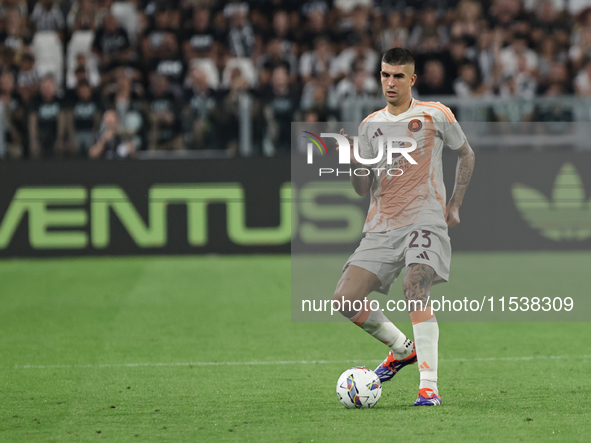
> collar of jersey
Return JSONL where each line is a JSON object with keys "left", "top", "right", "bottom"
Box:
{"left": 382, "top": 97, "right": 416, "bottom": 121}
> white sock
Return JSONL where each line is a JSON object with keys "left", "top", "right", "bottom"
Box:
{"left": 351, "top": 308, "right": 412, "bottom": 359}
{"left": 413, "top": 317, "right": 439, "bottom": 395}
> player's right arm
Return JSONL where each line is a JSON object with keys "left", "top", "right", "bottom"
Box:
{"left": 338, "top": 128, "right": 374, "bottom": 196}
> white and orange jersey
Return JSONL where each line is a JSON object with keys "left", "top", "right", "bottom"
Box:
{"left": 358, "top": 98, "right": 467, "bottom": 233}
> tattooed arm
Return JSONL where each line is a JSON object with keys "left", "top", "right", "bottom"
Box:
{"left": 446, "top": 141, "right": 475, "bottom": 228}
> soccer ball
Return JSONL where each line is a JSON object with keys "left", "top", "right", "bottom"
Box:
{"left": 336, "top": 366, "right": 382, "bottom": 408}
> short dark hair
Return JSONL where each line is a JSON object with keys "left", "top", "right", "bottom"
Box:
{"left": 382, "top": 48, "right": 415, "bottom": 68}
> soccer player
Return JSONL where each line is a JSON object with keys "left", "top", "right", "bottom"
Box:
{"left": 334, "top": 48, "right": 475, "bottom": 406}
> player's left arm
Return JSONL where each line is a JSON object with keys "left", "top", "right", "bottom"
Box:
{"left": 446, "top": 141, "right": 475, "bottom": 228}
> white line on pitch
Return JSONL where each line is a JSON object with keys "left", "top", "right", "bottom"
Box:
{"left": 12, "top": 354, "right": 591, "bottom": 370}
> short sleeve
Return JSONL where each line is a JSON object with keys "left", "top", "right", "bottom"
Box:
{"left": 437, "top": 105, "right": 466, "bottom": 150}
{"left": 357, "top": 123, "right": 373, "bottom": 160}
{"left": 441, "top": 122, "right": 467, "bottom": 150}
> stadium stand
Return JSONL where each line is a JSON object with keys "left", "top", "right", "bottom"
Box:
{"left": 1, "top": 0, "right": 591, "bottom": 159}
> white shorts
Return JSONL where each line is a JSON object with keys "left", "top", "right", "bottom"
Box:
{"left": 343, "top": 224, "right": 451, "bottom": 295}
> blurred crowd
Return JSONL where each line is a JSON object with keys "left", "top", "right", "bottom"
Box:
{"left": 1, "top": 0, "right": 591, "bottom": 159}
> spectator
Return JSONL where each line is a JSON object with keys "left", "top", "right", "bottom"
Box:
{"left": 414, "top": 34, "right": 455, "bottom": 81}
{"left": 0, "top": 0, "right": 28, "bottom": 20}
{"left": 146, "top": 73, "right": 183, "bottom": 150}
{"left": 495, "top": 57, "right": 537, "bottom": 122}
{"left": 16, "top": 53, "right": 40, "bottom": 106}
{"left": 298, "top": 8, "right": 331, "bottom": 53}
{"left": 333, "top": 0, "right": 372, "bottom": 14}
{"left": 92, "top": 13, "right": 131, "bottom": 72}
{"left": 332, "top": 68, "right": 379, "bottom": 104}
{"left": 143, "top": 0, "right": 181, "bottom": 28}
{"left": 407, "top": 7, "right": 449, "bottom": 52}
{"left": 210, "top": 10, "right": 228, "bottom": 46}
{"left": 270, "top": 10, "right": 296, "bottom": 45}
{"left": 183, "top": 67, "right": 216, "bottom": 150}
{"left": 1, "top": 46, "right": 19, "bottom": 79}
{"left": 512, "top": 55, "right": 538, "bottom": 98}
{"left": 448, "top": 37, "right": 470, "bottom": 80}
{"left": 103, "top": 72, "right": 145, "bottom": 150}
{"left": 303, "top": 108, "right": 321, "bottom": 122}
{"left": 299, "top": 36, "right": 335, "bottom": 84}
{"left": 70, "top": 66, "right": 89, "bottom": 91}
{"left": 467, "top": 27, "right": 496, "bottom": 86}
{"left": 182, "top": 8, "right": 220, "bottom": 61}
{"left": 208, "top": 67, "right": 252, "bottom": 154}
{"left": 142, "top": 7, "right": 175, "bottom": 63}
{"left": 450, "top": 1, "right": 483, "bottom": 47}
{"left": 100, "top": 45, "right": 143, "bottom": 86}
{"left": 28, "top": 75, "right": 66, "bottom": 158}
{"left": 331, "top": 32, "right": 379, "bottom": 79}
{"left": 0, "top": 71, "right": 25, "bottom": 158}
{"left": 530, "top": 0, "right": 570, "bottom": 48}
{"left": 537, "top": 36, "right": 567, "bottom": 86}
{"left": 347, "top": 6, "right": 373, "bottom": 38}
{"left": 0, "top": 9, "right": 26, "bottom": 60}
{"left": 416, "top": 59, "right": 455, "bottom": 95}
{"left": 29, "top": 0, "right": 65, "bottom": 36}
{"left": 538, "top": 61, "right": 571, "bottom": 95}
{"left": 65, "top": 80, "right": 102, "bottom": 155}
{"left": 103, "top": 71, "right": 144, "bottom": 111}
{"left": 535, "top": 64, "right": 574, "bottom": 124}
{"left": 89, "top": 110, "right": 136, "bottom": 159}
{"left": 149, "top": 33, "right": 186, "bottom": 95}
{"left": 300, "top": 71, "right": 334, "bottom": 120}
{"left": 487, "top": 0, "right": 526, "bottom": 29}
{"left": 262, "top": 65, "right": 299, "bottom": 154}
{"left": 257, "top": 37, "right": 298, "bottom": 78}
{"left": 498, "top": 33, "right": 539, "bottom": 78}
{"left": 574, "top": 58, "right": 591, "bottom": 96}
{"left": 67, "top": 0, "right": 98, "bottom": 32}
{"left": 227, "top": 4, "right": 255, "bottom": 57}
{"left": 92, "top": 0, "right": 112, "bottom": 28}
{"left": 301, "top": 0, "right": 329, "bottom": 18}
{"left": 378, "top": 11, "right": 409, "bottom": 53}
{"left": 569, "top": 26, "right": 591, "bottom": 72}
{"left": 453, "top": 62, "right": 489, "bottom": 97}
{"left": 66, "top": 53, "right": 101, "bottom": 90}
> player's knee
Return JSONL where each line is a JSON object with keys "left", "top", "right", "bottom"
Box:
{"left": 333, "top": 287, "right": 361, "bottom": 318}
{"left": 333, "top": 287, "right": 353, "bottom": 304}
{"left": 333, "top": 280, "right": 367, "bottom": 302}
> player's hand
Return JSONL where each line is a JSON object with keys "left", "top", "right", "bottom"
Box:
{"left": 336, "top": 128, "right": 358, "bottom": 164}
{"left": 446, "top": 201, "right": 461, "bottom": 228}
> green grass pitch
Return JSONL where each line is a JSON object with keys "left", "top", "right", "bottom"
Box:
{"left": 0, "top": 253, "right": 590, "bottom": 442}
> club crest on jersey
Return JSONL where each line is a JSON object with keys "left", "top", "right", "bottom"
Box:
{"left": 408, "top": 119, "right": 422, "bottom": 132}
